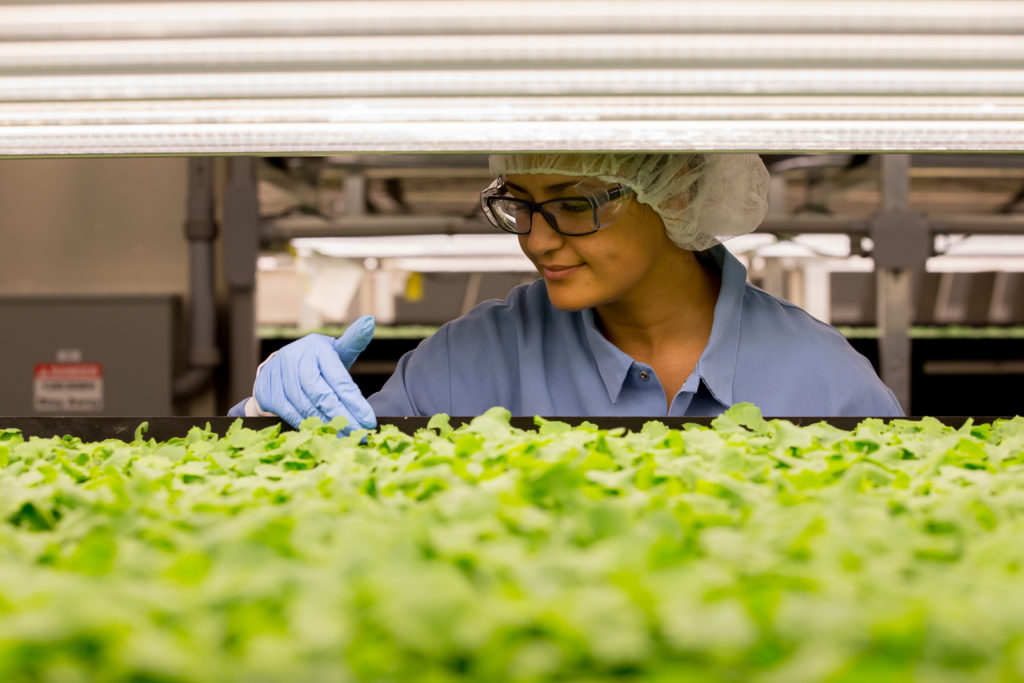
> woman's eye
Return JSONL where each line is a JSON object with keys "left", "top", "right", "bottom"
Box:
{"left": 559, "top": 200, "right": 592, "bottom": 214}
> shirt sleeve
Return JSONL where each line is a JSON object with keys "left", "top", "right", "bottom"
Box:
{"left": 734, "top": 301, "right": 906, "bottom": 418}
{"left": 828, "top": 360, "right": 905, "bottom": 417}
{"left": 804, "top": 331, "right": 906, "bottom": 418}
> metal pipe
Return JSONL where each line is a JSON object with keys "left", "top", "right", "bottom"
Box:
{"left": 173, "top": 158, "right": 221, "bottom": 401}
{"left": 261, "top": 215, "right": 495, "bottom": 241}
{"left": 927, "top": 215, "right": 1024, "bottom": 234}
{"left": 759, "top": 216, "right": 871, "bottom": 235}
{"left": 223, "top": 157, "right": 261, "bottom": 406}
{"left": 262, "top": 213, "right": 1024, "bottom": 242}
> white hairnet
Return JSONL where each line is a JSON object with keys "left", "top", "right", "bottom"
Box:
{"left": 488, "top": 153, "right": 769, "bottom": 251}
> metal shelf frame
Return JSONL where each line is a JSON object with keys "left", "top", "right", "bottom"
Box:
{"left": 243, "top": 153, "right": 1024, "bottom": 413}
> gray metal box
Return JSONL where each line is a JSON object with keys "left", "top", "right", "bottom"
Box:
{"left": 0, "top": 296, "right": 176, "bottom": 416}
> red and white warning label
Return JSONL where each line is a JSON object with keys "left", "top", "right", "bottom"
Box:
{"left": 33, "top": 363, "right": 104, "bottom": 412}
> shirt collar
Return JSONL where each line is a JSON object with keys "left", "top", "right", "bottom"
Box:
{"left": 578, "top": 243, "right": 747, "bottom": 407}
{"left": 692, "top": 244, "right": 746, "bottom": 407}
{"left": 579, "top": 307, "right": 634, "bottom": 403}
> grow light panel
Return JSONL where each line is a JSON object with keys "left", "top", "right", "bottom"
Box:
{"left": 2, "top": 34, "right": 1020, "bottom": 69}
{"left": 5, "top": 120, "right": 1024, "bottom": 156}
{"left": 1, "top": 0, "right": 1022, "bottom": 156}
{"left": 2, "top": 1, "right": 1022, "bottom": 39}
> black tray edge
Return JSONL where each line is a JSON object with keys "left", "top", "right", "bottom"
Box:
{"left": 0, "top": 415, "right": 1013, "bottom": 442}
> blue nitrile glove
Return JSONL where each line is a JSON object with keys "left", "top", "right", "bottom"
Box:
{"left": 253, "top": 315, "right": 377, "bottom": 431}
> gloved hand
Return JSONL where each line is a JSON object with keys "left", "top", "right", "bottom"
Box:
{"left": 254, "top": 315, "right": 377, "bottom": 431}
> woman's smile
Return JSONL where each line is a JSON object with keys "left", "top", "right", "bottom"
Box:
{"left": 539, "top": 262, "right": 584, "bottom": 281}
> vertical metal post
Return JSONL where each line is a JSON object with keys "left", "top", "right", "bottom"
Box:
{"left": 222, "top": 157, "right": 261, "bottom": 406}
{"left": 875, "top": 154, "right": 915, "bottom": 413}
{"left": 344, "top": 171, "right": 367, "bottom": 217}
{"left": 876, "top": 269, "right": 914, "bottom": 412}
{"left": 173, "top": 158, "right": 220, "bottom": 403}
{"left": 760, "top": 257, "right": 786, "bottom": 300}
{"left": 372, "top": 269, "right": 396, "bottom": 324}
{"left": 989, "top": 271, "right": 1014, "bottom": 324}
{"left": 803, "top": 261, "right": 831, "bottom": 324}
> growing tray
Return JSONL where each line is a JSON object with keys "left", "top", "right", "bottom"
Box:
{"left": 0, "top": 415, "right": 1005, "bottom": 442}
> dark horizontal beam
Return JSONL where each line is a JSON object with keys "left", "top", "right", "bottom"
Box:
{"left": 0, "top": 414, "right": 1000, "bottom": 441}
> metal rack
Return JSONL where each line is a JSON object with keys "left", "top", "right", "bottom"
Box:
{"left": 245, "top": 153, "right": 1024, "bottom": 412}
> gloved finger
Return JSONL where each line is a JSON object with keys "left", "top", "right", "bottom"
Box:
{"left": 288, "top": 366, "right": 372, "bottom": 433}
{"left": 314, "top": 352, "right": 377, "bottom": 429}
{"left": 282, "top": 341, "right": 376, "bottom": 430}
{"left": 315, "top": 395, "right": 371, "bottom": 435}
{"left": 282, "top": 345, "right": 347, "bottom": 424}
{"left": 334, "top": 315, "right": 375, "bottom": 370}
{"left": 256, "top": 359, "right": 315, "bottom": 430}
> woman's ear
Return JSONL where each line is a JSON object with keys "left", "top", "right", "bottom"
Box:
{"left": 627, "top": 199, "right": 671, "bottom": 239}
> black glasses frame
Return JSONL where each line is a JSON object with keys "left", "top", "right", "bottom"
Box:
{"left": 480, "top": 179, "right": 634, "bottom": 236}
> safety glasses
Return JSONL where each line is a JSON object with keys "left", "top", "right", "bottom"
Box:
{"left": 479, "top": 176, "right": 634, "bottom": 236}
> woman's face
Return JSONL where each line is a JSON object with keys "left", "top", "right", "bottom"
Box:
{"left": 506, "top": 173, "right": 683, "bottom": 312}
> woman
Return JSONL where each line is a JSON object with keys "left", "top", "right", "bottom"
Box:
{"left": 231, "top": 153, "right": 902, "bottom": 429}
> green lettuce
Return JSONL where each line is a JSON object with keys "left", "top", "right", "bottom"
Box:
{"left": 0, "top": 405, "right": 1023, "bottom": 681}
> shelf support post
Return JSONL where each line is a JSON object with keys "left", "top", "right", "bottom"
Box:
{"left": 872, "top": 154, "right": 930, "bottom": 414}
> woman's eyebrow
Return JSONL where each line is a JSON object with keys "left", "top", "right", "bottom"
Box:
{"left": 504, "top": 180, "right": 578, "bottom": 194}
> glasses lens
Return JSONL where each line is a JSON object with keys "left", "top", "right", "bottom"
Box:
{"left": 487, "top": 197, "right": 532, "bottom": 233}
{"left": 594, "top": 192, "right": 630, "bottom": 230}
{"left": 545, "top": 198, "right": 598, "bottom": 235}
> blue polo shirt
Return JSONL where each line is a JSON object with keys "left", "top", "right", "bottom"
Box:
{"left": 368, "top": 245, "right": 903, "bottom": 417}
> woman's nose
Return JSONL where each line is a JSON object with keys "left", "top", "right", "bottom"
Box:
{"left": 523, "top": 210, "right": 563, "bottom": 253}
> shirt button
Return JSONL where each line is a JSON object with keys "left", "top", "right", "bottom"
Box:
{"left": 639, "top": 371, "right": 650, "bottom": 381}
